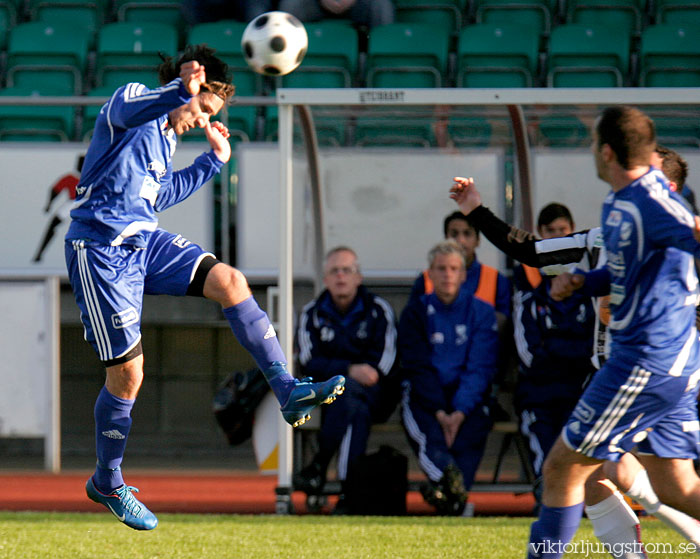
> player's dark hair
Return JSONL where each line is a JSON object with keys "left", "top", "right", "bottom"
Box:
{"left": 656, "top": 145, "right": 689, "bottom": 187}
{"left": 158, "top": 44, "right": 235, "bottom": 102}
{"left": 596, "top": 105, "right": 655, "bottom": 170}
{"left": 443, "top": 210, "right": 480, "bottom": 239}
{"left": 537, "top": 202, "right": 573, "bottom": 229}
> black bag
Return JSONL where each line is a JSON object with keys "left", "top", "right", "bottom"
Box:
{"left": 212, "top": 368, "right": 269, "bottom": 446}
{"left": 343, "top": 445, "right": 408, "bottom": 515}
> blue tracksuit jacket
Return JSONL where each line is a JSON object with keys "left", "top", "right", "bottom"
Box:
{"left": 296, "top": 285, "right": 397, "bottom": 381}
{"left": 399, "top": 287, "right": 499, "bottom": 415}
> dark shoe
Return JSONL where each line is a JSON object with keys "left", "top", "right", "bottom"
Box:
{"left": 420, "top": 464, "right": 468, "bottom": 516}
{"left": 293, "top": 461, "right": 326, "bottom": 495}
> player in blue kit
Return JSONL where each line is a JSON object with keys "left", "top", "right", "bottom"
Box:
{"left": 452, "top": 106, "right": 700, "bottom": 558}
{"left": 64, "top": 45, "right": 345, "bottom": 530}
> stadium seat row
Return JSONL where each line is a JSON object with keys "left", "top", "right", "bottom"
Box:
{"left": 3, "top": 0, "right": 700, "bottom": 44}
{"left": 2, "top": 19, "right": 697, "bottom": 97}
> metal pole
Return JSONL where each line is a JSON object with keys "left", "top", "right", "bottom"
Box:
{"left": 276, "top": 102, "right": 294, "bottom": 514}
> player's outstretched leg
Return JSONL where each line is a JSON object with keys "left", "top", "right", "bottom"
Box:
{"left": 86, "top": 477, "right": 158, "bottom": 530}
{"left": 266, "top": 362, "right": 346, "bottom": 427}
{"left": 222, "top": 293, "right": 345, "bottom": 427}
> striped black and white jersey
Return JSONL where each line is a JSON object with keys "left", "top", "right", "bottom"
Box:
{"left": 468, "top": 206, "right": 609, "bottom": 368}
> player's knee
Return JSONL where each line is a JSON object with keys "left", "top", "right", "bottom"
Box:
{"left": 204, "top": 263, "right": 250, "bottom": 303}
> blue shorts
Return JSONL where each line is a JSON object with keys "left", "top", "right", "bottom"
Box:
{"left": 65, "top": 229, "right": 214, "bottom": 363}
{"left": 562, "top": 354, "right": 700, "bottom": 461}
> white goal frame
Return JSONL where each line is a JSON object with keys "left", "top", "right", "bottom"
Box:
{"left": 274, "top": 87, "right": 700, "bottom": 512}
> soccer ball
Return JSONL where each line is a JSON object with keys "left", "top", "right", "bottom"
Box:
{"left": 241, "top": 11, "right": 308, "bottom": 77}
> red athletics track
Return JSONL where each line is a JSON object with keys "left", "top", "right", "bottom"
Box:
{"left": 0, "top": 470, "right": 535, "bottom": 516}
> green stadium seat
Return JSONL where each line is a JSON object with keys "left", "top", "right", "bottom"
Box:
{"left": 0, "top": 86, "right": 76, "bottom": 141}
{"left": 656, "top": 0, "right": 700, "bottom": 25}
{"left": 446, "top": 115, "right": 493, "bottom": 146}
{"left": 187, "top": 20, "right": 261, "bottom": 96}
{"left": 456, "top": 23, "right": 540, "bottom": 87}
{"left": 639, "top": 24, "right": 700, "bottom": 86}
{"left": 566, "top": 0, "right": 643, "bottom": 36}
{"left": 96, "top": 22, "right": 178, "bottom": 89}
{"left": 395, "top": 0, "right": 464, "bottom": 36}
{"left": 280, "top": 21, "right": 359, "bottom": 88}
{"left": 27, "top": 0, "right": 107, "bottom": 46}
{"left": 547, "top": 24, "right": 630, "bottom": 87}
{"left": 652, "top": 114, "right": 700, "bottom": 146}
{"left": 366, "top": 23, "right": 450, "bottom": 87}
{"left": 475, "top": 0, "right": 555, "bottom": 36}
{"left": 535, "top": 114, "right": 590, "bottom": 146}
{"left": 6, "top": 21, "right": 91, "bottom": 95}
{"left": 114, "top": 0, "right": 186, "bottom": 46}
{"left": 354, "top": 109, "right": 437, "bottom": 147}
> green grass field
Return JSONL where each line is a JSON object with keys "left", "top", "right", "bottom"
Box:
{"left": 1, "top": 512, "right": 699, "bottom": 559}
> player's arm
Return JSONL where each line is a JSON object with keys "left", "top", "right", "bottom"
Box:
{"left": 154, "top": 152, "right": 223, "bottom": 212}
{"left": 106, "top": 62, "right": 206, "bottom": 130}
{"left": 643, "top": 190, "right": 700, "bottom": 257}
{"left": 449, "top": 177, "right": 589, "bottom": 267}
{"left": 107, "top": 80, "right": 192, "bottom": 130}
{"left": 550, "top": 267, "right": 611, "bottom": 301}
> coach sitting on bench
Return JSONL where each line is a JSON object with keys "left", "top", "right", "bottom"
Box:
{"left": 293, "top": 246, "right": 399, "bottom": 513}
{"left": 399, "top": 239, "right": 499, "bottom": 516}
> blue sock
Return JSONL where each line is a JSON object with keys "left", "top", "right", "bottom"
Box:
{"left": 223, "top": 296, "right": 294, "bottom": 402}
{"left": 527, "top": 502, "right": 584, "bottom": 559}
{"left": 93, "top": 386, "right": 134, "bottom": 493}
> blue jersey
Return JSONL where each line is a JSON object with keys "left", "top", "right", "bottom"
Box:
{"left": 595, "top": 168, "right": 700, "bottom": 373}
{"left": 398, "top": 287, "right": 499, "bottom": 415}
{"left": 66, "top": 79, "right": 224, "bottom": 248}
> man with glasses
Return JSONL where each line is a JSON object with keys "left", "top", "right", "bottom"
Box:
{"left": 294, "top": 246, "right": 399, "bottom": 513}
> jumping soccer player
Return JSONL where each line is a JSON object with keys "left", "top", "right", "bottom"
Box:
{"left": 64, "top": 45, "right": 345, "bottom": 531}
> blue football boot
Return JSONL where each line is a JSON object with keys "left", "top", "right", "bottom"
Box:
{"left": 86, "top": 477, "right": 158, "bottom": 530}
{"left": 280, "top": 373, "right": 346, "bottom": 428}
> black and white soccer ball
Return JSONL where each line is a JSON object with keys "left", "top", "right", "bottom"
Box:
{"left": 241, "top": 11, "right": 308, "bottom": 77}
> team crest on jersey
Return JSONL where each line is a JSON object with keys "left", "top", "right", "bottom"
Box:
{"left": 606, "top": 210, "right": 623, "bottom": 227}
{"left": 112, "top": 307, "right": 139, "bottom": 329}
{"left": 455, "top": 324, "right": 468, "bottom": 345}
{"left": 430, "top": 332, "right": 445, "bottom": 344}
{"left": 320, "top": 326, "right": 335, "bottom": 342}
{"left": 356, "top": 321, "right": 368, "bottom": 339}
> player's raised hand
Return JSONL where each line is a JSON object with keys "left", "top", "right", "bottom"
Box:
{"left": 180, "top": 60, "right": 206, "bottom": 96}
{"left": 205, "top": 121, "right": 231, "bottom": 163}
{"left": 449, "top": 176, "right": 481, "bottom": 216}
